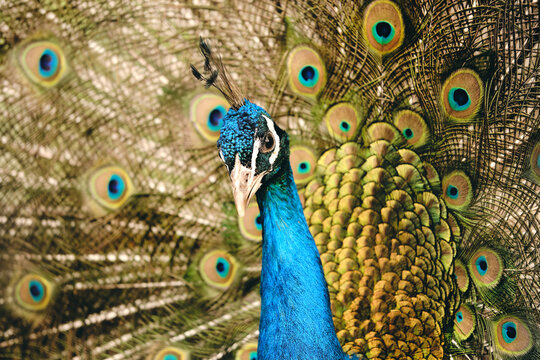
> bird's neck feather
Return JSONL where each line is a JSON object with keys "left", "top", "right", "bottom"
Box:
{"left": 256, "top": 162, "right": 352, "bottom": 360}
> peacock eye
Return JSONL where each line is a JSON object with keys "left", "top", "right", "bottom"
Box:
{"left": 17, "top": 40, "right": 68, "bottom": 88}
{"left": 236, "top": 342, "right": 258, "bottom": 360}
{"left": 15, "top": 273, "right": 53, "bottom": 312}
{"left": 151, "top": 347, "right": 190, "bottom": 360}
{"left": 261, "top": 132, "right": 275, "bottom": 153}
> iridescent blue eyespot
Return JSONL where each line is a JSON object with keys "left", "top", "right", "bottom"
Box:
{"left": 325, "top": 103, "right": 360, "bottom": 141}
{"left": 254, "top": 214, "right": 263, "bottom": 231}
{"left": 536, "top": 153, "right": 540, "bottom": 168}
{"left": 15, "top": 274, "right": 53, "bottom": 312}
{"left": 38, "top": 49, "right": 59, "bottom": 78}
{"left": 441, "top": 69, "right": 483, "bottom": 121}
{"left": 207, "top": 105, "right": 226, "bottom": 132}
{"left": 501, "top": 321, "right": 517, "bottom": 343}
{"left": 152, "top": 347, "right": 189, "bottom": 360}
{"left": 236, "top": 343, "right": 259, "bottom": 360}
{"left": 456, "top": 311, "right": 463, "bottom": 323}
{"left": 493, "top": 316, "right": 534, "bottom": 356}
{"left": 402, "top": 127, "right": 414, "bottom": 140}
{"left": 297, "top": 161, "right": 311, "bottom": 174}
{"left": 29, "top": 280, "right": 45, "bottom": 302}
{"left": 394, "top": 110, "right": 428, "bottom": 147}
{"left": 291, "top": 146, "right": 316, "bottom": 184}
{"left": 239, "top": 202, "right": 262, "bottom": 242}
{"left": 454, "top": 305, "right": 475, "bottom": 341}
{"left": 200, "top": 251, "right": 237, "bottom": 289}
{"left": 215, "top": 257, "right": 230, "bottom": 278}
{"left": 190, "top": 94, "right": 229, "bottom": 142}
{"left": 446, "top": 184, "right": 459, "bottom": 199}
{"left": 372, "top": 21, "right": 395, "bottom": 45}
{"left": 339, "top": 121, "right": 351, "bottom": 132}
{"left": 448, "top": 87, "right": 471, "bottom": 111}
{"left": 470, "top": 249, "right": 503, "bottom": 289}
{"left": 88, "top": 165, "right": 133, "bottom": 216}
{"left": 298, "top": 65, "right": 319, "bottom": 88}
{"left": 107, "top": 174, "right": 125, "bottom": 201}
{"left": 442, "top": 171, "right": 472, "bottom": 210}
{"left": 287, "top": 46, "right": 326, "bottom": 97}
{"left": 19, "top": 41, "right": 66, "bottom": 88}
{"left": 363, "top": 1, "right": 404, "bottom": 54}
{"left": 475, "top": 255, "right": 488, "bottom": 276}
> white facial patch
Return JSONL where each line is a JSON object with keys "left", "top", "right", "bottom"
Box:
{"left": 262, "top": 115, "right": 280, "bottom": 165}
{"left": 251, "top": 138, "right": 260, "bottom": 171}
{"left": 231, "top": 154, "right": 256, "bottom": 195}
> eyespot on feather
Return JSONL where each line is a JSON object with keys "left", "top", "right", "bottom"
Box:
{"left": 442, "top": 170, "right": 473, "bottom": 210}
{"left": 440, "top": 69, "right": 483, "bottom": 122}
{"left": 325, "top": 103, "right": 361, "bottom": 142}
{"left": 235, "top": 342, "right": 258, "bottom": 360}
{"left": 454, "top": 261, "right": 469, "bottom": 292}
{"left": 199, "top": 250, "right": 238, "bottom": 289}
{"left": 87, "top": 165, "right": 134, "bottom": 214}
{"left": 492, "top": 316, "right": 534, "bottom": 356}
{"left": 287, "top": 46, "right": 326, "bottom": 97}
{"left": 290, "top": 146, "right": 317, "bottom": 184}
{"left": 362, "top": 0, "right": 405, "bottom": 54}
{"left": 454, "top": 304, "right": 476, "bottom": 340}
{"left": 17, "top": 40, "right": 67, "bottom": 88}
{"left": 238, "top": 202, "right": 262, "bottom": 242}
{"left": 151, "top": 347, "right": 190, "bottom": 360}
{"left": 14, "top": 273, "right": 53, "bottom": 312}
{"left": 190, "top": 93, "right": 230, "bottom": 142}
{"left": 393, "top": 110, "right": 429, "bottom": 147}
{"left": 469, "top": 248, "right": 503, "bottom": 289}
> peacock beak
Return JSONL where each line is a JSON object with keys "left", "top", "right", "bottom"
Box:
{"left": 229, "top": 154, "right": 265, "bottom": 217}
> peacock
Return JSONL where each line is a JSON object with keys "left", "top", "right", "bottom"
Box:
{"left": 0, "top": 0, "right": 538, "bottom": 359}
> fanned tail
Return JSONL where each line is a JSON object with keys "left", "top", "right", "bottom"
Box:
{"left": 0, "top": 0, "right": 538, "bottom": 359}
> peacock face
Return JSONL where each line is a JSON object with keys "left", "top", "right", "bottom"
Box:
{"left": 217, "top": 100, "right": 289, "bottom": 216}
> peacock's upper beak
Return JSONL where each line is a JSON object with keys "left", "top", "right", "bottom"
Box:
{"left": 229, "top": 154, "right": 265, "bottom": 217}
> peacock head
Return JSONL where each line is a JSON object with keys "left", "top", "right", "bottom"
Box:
{"left": 217, "top": 100, "right": 289, "bottom": 217}
{"left": 191, "top": 38, "right": 290, "bottom": 216}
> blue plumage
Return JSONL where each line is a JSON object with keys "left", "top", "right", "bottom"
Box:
{"left": 218, "top": 100, "right": 271, "bottom": 168}
{"left": 257, "top": 165, "right": 357, "bottom": 360}
{"left": 218, "top": 101, "right": 360, "bottom": 359}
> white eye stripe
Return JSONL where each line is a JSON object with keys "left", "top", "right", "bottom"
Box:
{"left": 251, "top": 138, "right": 260, "bottom": 171}
{"left": 262, "top": 115, "right": 280, "bottom": 165}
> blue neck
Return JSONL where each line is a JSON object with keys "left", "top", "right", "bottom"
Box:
{"left": 256, "top": 164, "right": 353, "bottom": 360}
